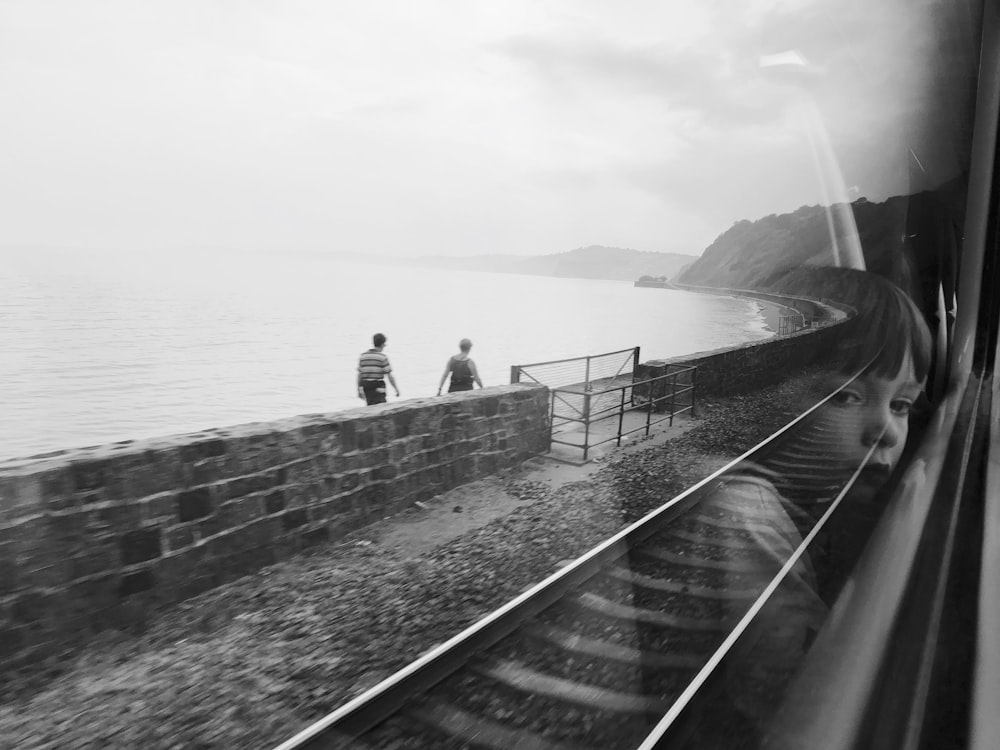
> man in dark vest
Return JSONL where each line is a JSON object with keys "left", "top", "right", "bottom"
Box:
{"left": 357, "top": 332, "right": 400, "bottom": 405}
{"left": 437, "top": 338, "right": 484, "bottom": 395}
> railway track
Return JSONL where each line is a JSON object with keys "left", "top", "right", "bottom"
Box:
{"left": 272, "top": 391, "right": 884, "bottom": 750}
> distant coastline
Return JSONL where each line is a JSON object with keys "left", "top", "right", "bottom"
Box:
{"left": 407, "top": 245, "right": 698, "bottom": 284}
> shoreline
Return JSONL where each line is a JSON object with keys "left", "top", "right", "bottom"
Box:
{"left": 652, "top": 279, "right": 802, "bottom": 336}
{"left": 755, "top": 299, "right": 793, "bottom": 333}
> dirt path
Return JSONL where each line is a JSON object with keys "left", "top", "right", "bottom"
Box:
{"left": 366, "top": 413, "right": 697, "bottom": 557}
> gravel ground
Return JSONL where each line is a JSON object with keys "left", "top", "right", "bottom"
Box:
{"left": 0, "top": 372, "right": 822, "bottom": 750}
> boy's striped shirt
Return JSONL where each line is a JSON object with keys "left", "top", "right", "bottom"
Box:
{"left": 358, "top": 349, "right": 391, "bottom": 381}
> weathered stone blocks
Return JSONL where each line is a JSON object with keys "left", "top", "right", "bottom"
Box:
{"left": 0, "top": 384, "right": 549, "bottom": 668}
{"left": 639, "top": 315, "right": 853, "bottom": 403}
{"left": 177, "top": 487, "right": 213, "bottom": 522}
{"left": 119, "top": 527, "right": 163, "bottom": 566}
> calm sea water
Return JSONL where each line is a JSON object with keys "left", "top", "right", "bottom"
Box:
{"left": 0, "top": 248, "right": 771, "bottom": 460}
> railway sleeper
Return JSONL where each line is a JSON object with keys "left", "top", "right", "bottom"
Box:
{"left": 473, "top": 656, "right": 671, "bottom": 715}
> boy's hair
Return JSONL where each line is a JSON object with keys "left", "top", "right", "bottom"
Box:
{"left": 459, "top": 338, "right": 472, "bottom": 352}
{"left": 833, "top": 270, "right": 932, "bottom": 382}
{"left": 373, "top": 332, "right": 386, "bottom": 347}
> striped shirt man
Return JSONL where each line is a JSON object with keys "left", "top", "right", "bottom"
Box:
{"left": 357, "top": 333, "right": 399, "bottom": 404}
{"left": 358, "top": 349, "right": 392, "bottom": 382}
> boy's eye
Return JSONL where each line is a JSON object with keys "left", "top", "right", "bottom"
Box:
{"left": 891, "top": 399, "right": 914, "bottom": 416}
{"left": 832, "top": 390, "right": 863, "bottom": 406}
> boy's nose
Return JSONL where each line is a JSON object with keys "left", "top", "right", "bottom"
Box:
{"left": 861, "top": 406, "right": 900, "bottom": 448}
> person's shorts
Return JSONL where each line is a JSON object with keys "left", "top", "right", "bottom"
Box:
{"left": 448, "top": 380, "right": 474, "bottom": 393}
{"left": 362, "top": 380, "right": 387, "bottom": 405}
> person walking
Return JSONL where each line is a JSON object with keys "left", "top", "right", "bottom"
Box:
{"left": 357, "top": 332, "right": 399, "bottom": 405}
{"left": 437, "top": 338, "right": 483, "bottom": 395}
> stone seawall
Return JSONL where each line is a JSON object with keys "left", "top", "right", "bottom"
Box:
{"left": 0, "top": 385, "right": 549, "bottom": 667}
{"left": 636, "top": 316, "right": 852, "bottom": 400}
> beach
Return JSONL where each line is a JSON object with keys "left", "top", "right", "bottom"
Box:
{"left": 756, "top": 299, "right": 794, "bottom": 332}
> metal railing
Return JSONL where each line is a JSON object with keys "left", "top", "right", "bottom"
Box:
{"left": 778, "top": 311, "right": 808, "bottom": 335}
{"left": 549, "top": 364, "right": 697, "bottom": 462}
{"left": 510, "top": 347, "right": 639, "bottom": 390}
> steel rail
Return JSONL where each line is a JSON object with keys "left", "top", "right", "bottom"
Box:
{"left": 271, "top": 505, "right": 668, "bottom": 747}
{"left": 270, "top": 379, "right": 862, "bottom": 750}
{"left": 636, "top": 439, "right": 887, "bottom": 750}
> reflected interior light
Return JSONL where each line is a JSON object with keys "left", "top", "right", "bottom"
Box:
{"left": 909, "top": 147, "right": 928, "bottom": 173}
{"left": 759, "top": 50, "right": 809, "bottom": 68}
{"left": 759, "top": 48, "right": 865, "bottom": 271}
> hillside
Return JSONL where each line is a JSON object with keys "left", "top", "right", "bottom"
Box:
{"left": 674, "top": 186, "right": 962, "bottom": 313}
{"left": 412, "top": 245, "right": 697, "bottom": 283}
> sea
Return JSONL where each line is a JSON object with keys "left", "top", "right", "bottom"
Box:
{"left": 0, "top": 248, "right": 772, "bottom": 461}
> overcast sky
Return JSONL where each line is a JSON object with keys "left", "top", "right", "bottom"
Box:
{"left": 0, "top": 0, "right": 968, "bottom": 258}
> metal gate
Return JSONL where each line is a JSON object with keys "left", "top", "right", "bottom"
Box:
{"left": 511, "top": 348, "right": 699, "bottom": 462}
{"left": 511, "top": 347, "right": 639, "bottom": 429}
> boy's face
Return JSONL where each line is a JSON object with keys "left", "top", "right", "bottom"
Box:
{"left": 816, "top": 353, "right": 924, "bottom": 495}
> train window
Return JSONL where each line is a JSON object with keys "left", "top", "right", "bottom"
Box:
{"left": 4, "top": 1, "right": 998, "bottom": 749}
{"left": 280, "top": 1, "right": 995, "bottom": 748}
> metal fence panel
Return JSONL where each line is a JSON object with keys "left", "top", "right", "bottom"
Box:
{"left": 512, "top": 347, "right": 697, "bottom": 462}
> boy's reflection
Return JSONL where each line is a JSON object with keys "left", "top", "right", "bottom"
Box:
{"left": 676, "top": 269, "right": 933, "bottom": 742}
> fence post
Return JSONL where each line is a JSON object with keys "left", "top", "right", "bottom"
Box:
{"left": 617, "top": 386, "right": 626, "bottom": 447}
{"left": 663, "top": 373, "right": 677, "bottom": 427}
{"left": 510, "top": 365, "right": 520, "bottom": 384}
{"left": 691, "top": 367, "right": 697, "bottom": 418}
{"left": 584, "top": 355, "right": 592, "bottom": 391}
{"left": 631, "top": 347, "right": 640, "bottom": 408}
{"left": 582, "top": 392, "right": 592, "bottom": 462}
{"left": 646, "top": 379, "right": 653, "bottom": 437}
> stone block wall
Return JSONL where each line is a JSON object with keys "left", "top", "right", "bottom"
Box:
{"left": 0, "top": 385, "right": 549, "bottom": 667}
{"left": 636, "top": 317, "right": 852, "bottom": 402}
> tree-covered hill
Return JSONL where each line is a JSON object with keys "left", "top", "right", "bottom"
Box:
{"left": 674, "top": 186, "right": 963, "bottom": 315}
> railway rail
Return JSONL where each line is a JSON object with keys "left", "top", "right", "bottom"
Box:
{"left": 272, "top": 384, "right": 881, "bottom": 750}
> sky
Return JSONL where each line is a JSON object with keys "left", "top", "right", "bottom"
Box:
{"left": 0, "top": 0, "right": 973, "bottom": 259}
